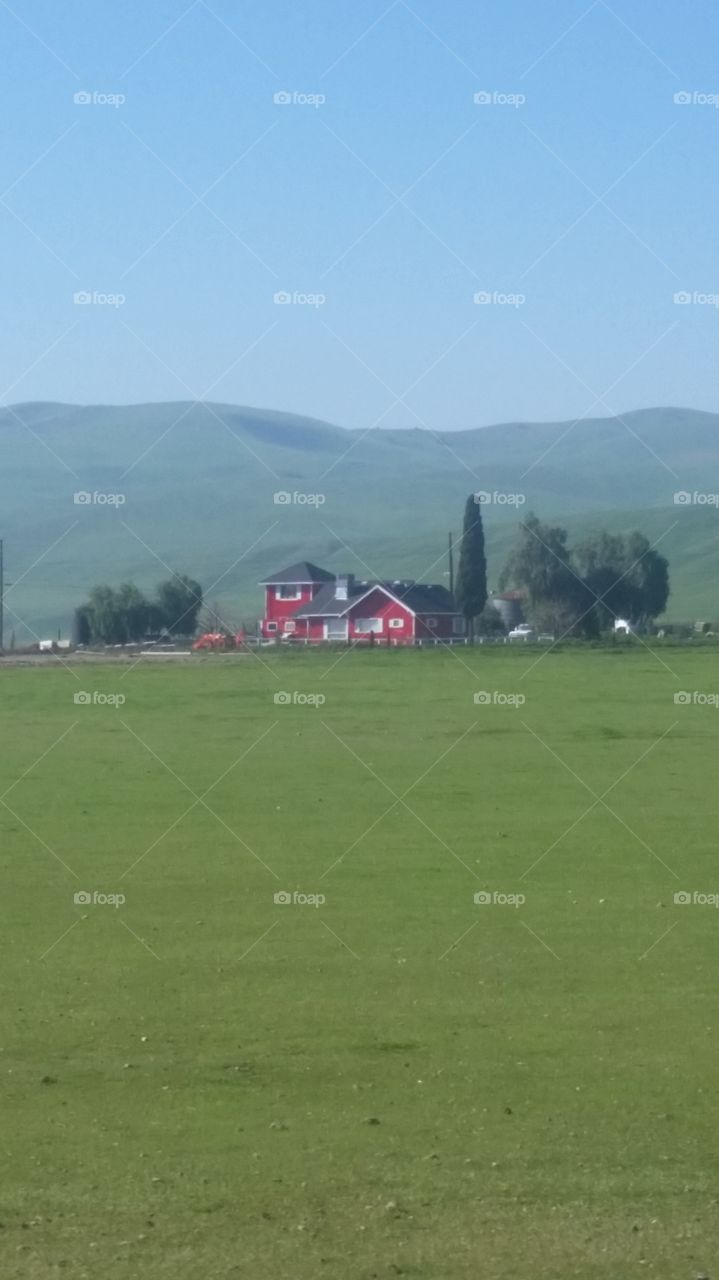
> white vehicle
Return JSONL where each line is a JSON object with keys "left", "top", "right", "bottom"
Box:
{"left": 508, "top": 623, "right": 535, "bottom": 641}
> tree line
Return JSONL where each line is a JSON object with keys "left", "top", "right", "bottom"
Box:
{"left": 75, "top": 576, "right": 203, "bottom": 645}
{"left": 453, "top": 495, "right": 669, "bottom": 638}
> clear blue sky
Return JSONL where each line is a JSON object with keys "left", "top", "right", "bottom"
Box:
{"left": 2, "top": 0, "right": 717, "bottom": 429}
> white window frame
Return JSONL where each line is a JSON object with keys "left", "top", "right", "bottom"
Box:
{"left": 452, "top": 616, "right": 466, "bottom": 634}
{"left": 389, "top": 617, "right": 404, "bottom": 629}
{"left": 284, "top": 619, "right": 296, "bottom": 632}
{"left": 276, "top": 586, "right": 302, "bottom": 601}
{"left": 354, "top": 617, "right": 383, "bottom": 635}
{"left": 266, "top": 621, "right": 278, "bottom": 632}
{"left": 425, "top": 616, "right": 438, "bottom": 630}
{"left": 324, "top": 618, "right": 349, "bottom": 641}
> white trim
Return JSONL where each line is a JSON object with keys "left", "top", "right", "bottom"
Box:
{"left": 266, "top": 621, "right": 278, "bottom": 633}
{"left": 284, "top": 620, "right": 296, "bottom": 632}
{"left": 364, "top": 584, "right": 416, "bottom": 615}
{"left": 303, "top": 583, "right": 416, "bottom": 619}
{"left": 276, "top": 585, "right": 302, "bottom": 601}
{"left": 389, "top": 617, "right": 404, "bottom": 629}
{"left": 324, "top": 618, "right": 349, "bottom": 641}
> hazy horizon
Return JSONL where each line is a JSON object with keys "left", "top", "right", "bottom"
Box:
{"left": 4, "top": 398, "right": 719, "bottom": 433}
{"left": 3, "top": 0, "right": 719, "bottom": 428}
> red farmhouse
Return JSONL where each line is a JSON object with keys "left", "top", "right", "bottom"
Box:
{"left": 259, "top": 561, "right": 465, "bottom": 645}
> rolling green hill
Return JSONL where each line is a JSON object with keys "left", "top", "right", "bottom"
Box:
{"left": 1, "top": 401, "right": 717, "bottom": 639}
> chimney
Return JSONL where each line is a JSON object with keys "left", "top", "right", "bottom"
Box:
{"left": 335, "top": 573, "right": 354, "bottom": 601}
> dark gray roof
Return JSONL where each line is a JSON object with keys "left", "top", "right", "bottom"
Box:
{"left": 260, "top": 561, "right": 335, "bottom": 585}
{"left": 397, "top": 582, "right": 458, "bottom": 613}
{"left": 294, "top": 579, "right": 458, "bottom": 618}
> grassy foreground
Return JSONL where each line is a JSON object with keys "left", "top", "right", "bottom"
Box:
{"left": 1, "top": 644, "right": 718, "bottom": 1279}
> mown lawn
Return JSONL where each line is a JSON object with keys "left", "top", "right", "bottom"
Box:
{"left": 1, "top": 644, "right": 718, "bottom": 1278}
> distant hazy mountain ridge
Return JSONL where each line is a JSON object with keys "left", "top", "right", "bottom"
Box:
{"left": 1, "top": 402, "right": 716, "bottom": 638}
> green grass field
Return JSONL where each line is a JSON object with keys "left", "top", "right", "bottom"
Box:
{"left": 2, "top": 645, "right": 718, "bottom": 1278}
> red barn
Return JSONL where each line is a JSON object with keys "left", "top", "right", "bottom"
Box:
{"left": 259, "top": 561, "right": 465, "bottom": 645}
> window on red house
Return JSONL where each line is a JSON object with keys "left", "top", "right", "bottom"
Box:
{"left": 355, "top": 618, "right": 383, "bottom": 634}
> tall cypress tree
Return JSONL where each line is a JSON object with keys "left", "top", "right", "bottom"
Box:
{"left": 454, "top": 494, "right": 487, "bottom": 641}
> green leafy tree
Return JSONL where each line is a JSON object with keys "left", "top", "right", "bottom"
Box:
{"left": 454, "top": 495, "right": 487, "bottom": 640}
{"left": 156, "top": 575, "right": 203, "bottom": 636}
{"left": 624, "top": 532, "right": 670, "bottom": 625}
{"left": 575, "top": 531, "right": 635, "bottom": 628}
{"left": 86, "top": 585, "right": 125, "bottom": 644}
{"left": 576, "top": 531, "right": 669, "bottom": 629}
{"left": 116, "top": 582, "right": 150, "bottom": 642}
{"left": 475, "top": 600, "right": 507, "bottom": 637}
{"left": 77, "top": 574, "right": 204, "bottom": 644}
{"left": 72, "top": 605, "right": 93, "bottom": 646}
{"left": 500, "top": 514, "right": 598, "bottom": 638}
